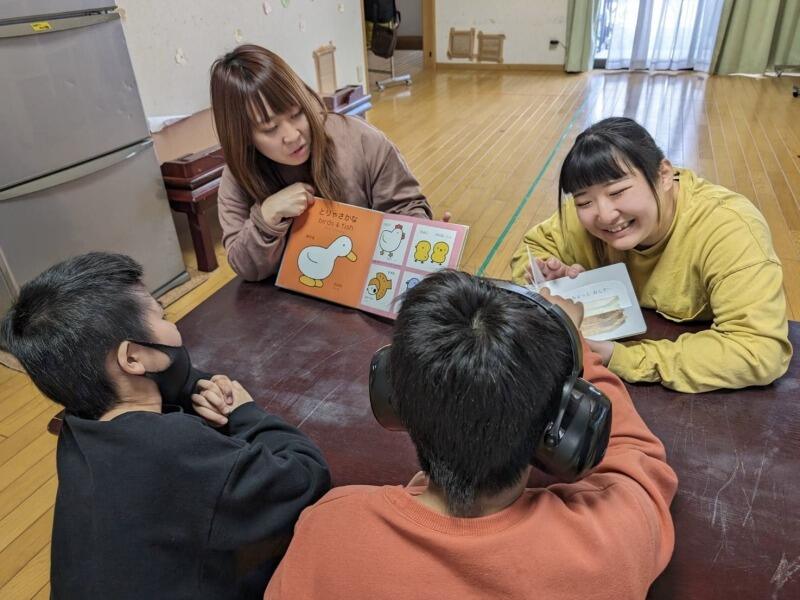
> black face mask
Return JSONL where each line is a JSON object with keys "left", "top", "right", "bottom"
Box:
{"left": 133, "top": 341, "right": 212, "bottom": 412}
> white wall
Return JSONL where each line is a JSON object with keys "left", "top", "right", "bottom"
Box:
{"left": 396, "top": 0, "right": 422, "bottom": 36}
{"left": 117, "top": 0, "right": 366, "bottom": 120}
{"left": 435, "top": 0, "right": 567, "bottom": 65}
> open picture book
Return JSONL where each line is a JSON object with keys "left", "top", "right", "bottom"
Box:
{"left": 527, "top": 257, "right": 647, "bottom": 342}
{"left": 275, "top": 199, "right": 469, "bottom": 319}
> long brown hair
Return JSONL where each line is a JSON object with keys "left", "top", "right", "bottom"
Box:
{"left": 210, "top": 44, "right": 344, "bottom": 204}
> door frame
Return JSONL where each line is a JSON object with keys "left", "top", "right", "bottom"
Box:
{"left": 422, "top": 0, "right": 436, "bottom": 68}
{"left": 360, "top": 0, "right": 436, "bottom": 79}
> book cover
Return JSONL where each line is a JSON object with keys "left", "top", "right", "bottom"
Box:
{"left": 528, "top": 262, "right": 647, "bottom": 341}
{"left": 275, "top": 199, "right": 469, "bottom": 318}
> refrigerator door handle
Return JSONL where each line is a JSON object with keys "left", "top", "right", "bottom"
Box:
{"left": 0, "top": 140, "right": 153, "bottom": 202}
{"left": 0, "top": 11, "right": 118, "bottom": 39}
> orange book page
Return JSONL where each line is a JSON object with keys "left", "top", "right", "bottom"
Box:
{"left": 275, "top": 199, "right": 383, "bottom": 308}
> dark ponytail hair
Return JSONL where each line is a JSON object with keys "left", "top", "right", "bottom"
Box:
{"left": 558, "top": 117, "right": 667, "bottom": 263}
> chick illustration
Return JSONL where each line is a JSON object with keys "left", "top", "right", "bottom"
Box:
{"left": 379, "top": 224, "right": 406, "bottom": 258}
{"left": 430, "top": 241, "right": 450, "bottom": 265}
{"left": 413, "top": 240, "right": 431, "bottom": 263}
{"left": 297, "top": 235, "right": 357, "bottom": 288}
{"left": 366, "top": 272, "right": 393, "bottom": 301}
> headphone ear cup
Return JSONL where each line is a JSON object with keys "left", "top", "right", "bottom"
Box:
{"left": 369, "top": 345, "right": 405, "bottom": 431}
{"left": 578, "top": 381, "right": 612, "bottom": 472}
{"left": 532, "top": 379, "right": 612, "bottom": 482}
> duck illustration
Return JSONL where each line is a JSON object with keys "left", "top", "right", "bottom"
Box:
{"left": 413, "top": 240, "right": 431, "bottom": 263}
{"left": 430, "top": 241, "right": 450, "bottom": 265}
{"left": 379, "top": 224, "right": 406, "bottom": 258}
{"left": 405, "top": 277, "right": 420, "bottom": 290}
{"left": 366, "top": 272, "right": 393, "bottom": 300}
{"left": 297, "top": 235, "right": 357, "bottom": 287}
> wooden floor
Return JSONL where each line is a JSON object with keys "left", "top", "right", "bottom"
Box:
{"left": 1, "top": 62, "right": 798, "bottom": 597}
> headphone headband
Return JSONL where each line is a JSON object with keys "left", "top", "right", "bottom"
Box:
{"left": 368, "top": 277, "right": 611, "bottom": 482}
{"left": 487, "top": 280, "right": 582, "bottom": 448}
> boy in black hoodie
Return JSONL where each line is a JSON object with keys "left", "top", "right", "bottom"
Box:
{"left": 0, "top": 252, "right": 330, "bottom": 599}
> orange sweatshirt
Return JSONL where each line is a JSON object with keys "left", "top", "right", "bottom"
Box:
{"left": 265, "top": 342, "right": 678, "bottom": 600}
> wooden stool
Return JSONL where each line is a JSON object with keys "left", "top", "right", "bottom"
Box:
{"left": 161, "top": 147, "right": 226, "bottom": 272}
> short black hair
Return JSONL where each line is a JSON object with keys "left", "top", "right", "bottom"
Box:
{"left": 390, "top": 270, "right": 573, "bottom": 516}
{"left": 559, "top": 117, "right": 666, "bottom": 214}
{"left": 0, "top": 252, "right": 152, "bottom": 419}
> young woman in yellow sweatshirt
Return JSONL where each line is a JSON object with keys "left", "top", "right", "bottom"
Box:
{"left": 510, "top": 117, "right": 792, "bottom": 393}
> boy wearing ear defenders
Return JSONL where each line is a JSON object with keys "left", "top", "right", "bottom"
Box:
{"left": 265, "top": 269, "right": 677, "bottom": 600}
{"left": 0, "top": 252, "right": 331, "bottom": 600}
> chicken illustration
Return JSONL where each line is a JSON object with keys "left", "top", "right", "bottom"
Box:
{"left": 366, "top": 272, "right": 393, "bottom": 300}
{"left": 297, "top": 235, "right": 357, "bottom": 288}
{"left": 413, "top": 240, "right": 431, "bottom": 263}
{"left": 378, "top": 224, "right": 406, "bottom": 258}
{"left": 430, "top": 241, "right": 449, "bottom": 265}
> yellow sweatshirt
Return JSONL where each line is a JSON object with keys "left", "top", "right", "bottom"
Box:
{"left": 510, "top": 169, "right": 792, "bottom": 393}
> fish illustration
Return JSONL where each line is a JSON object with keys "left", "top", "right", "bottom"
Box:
{"left": 366, "top": 272, "right": 393, "bottom": 300}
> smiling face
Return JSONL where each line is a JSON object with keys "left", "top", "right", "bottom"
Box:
{"left": 571, "top": 161, "right": 675, "bottom": 251}
{"left": 250, "top": 101, "right": 312, "bottom": 166}
{"left": 558, "top": 118, "right": 679, "bottom": 253}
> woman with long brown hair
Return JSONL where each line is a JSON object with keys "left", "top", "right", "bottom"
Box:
{"left": 210, "top": 44, "right": 432, "bottom": 282}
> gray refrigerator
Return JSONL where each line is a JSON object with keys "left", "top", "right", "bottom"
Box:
{"left": 0, "top": 0, "right": 188, "bottom": 314}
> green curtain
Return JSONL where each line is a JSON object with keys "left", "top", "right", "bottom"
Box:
{"left": 771, "top": 0, "right": 800, "bottom": 67}
{"left": 565, "top": 0, "right": 600, "bottom": 72}
{"left": 712, "top": 0, "right": 800, "bottom": 74}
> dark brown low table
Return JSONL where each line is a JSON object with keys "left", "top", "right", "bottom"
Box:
{"left": 178, "top": 278, "right": 800, "bottom": 599}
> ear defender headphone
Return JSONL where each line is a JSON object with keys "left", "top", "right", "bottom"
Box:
{"left": 368, "top": 280, "right": 612, "bottom": 482}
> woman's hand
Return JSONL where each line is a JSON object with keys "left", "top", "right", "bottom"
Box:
{"left": 260, "top": 182, "right": 315, "bottom": 227}
{"left": 524, "top": 256, "right": 586, "bottom": 284}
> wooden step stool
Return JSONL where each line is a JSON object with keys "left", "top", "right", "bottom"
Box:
{"left": 161, "top": 146, "right": 225, "bottom": 272}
